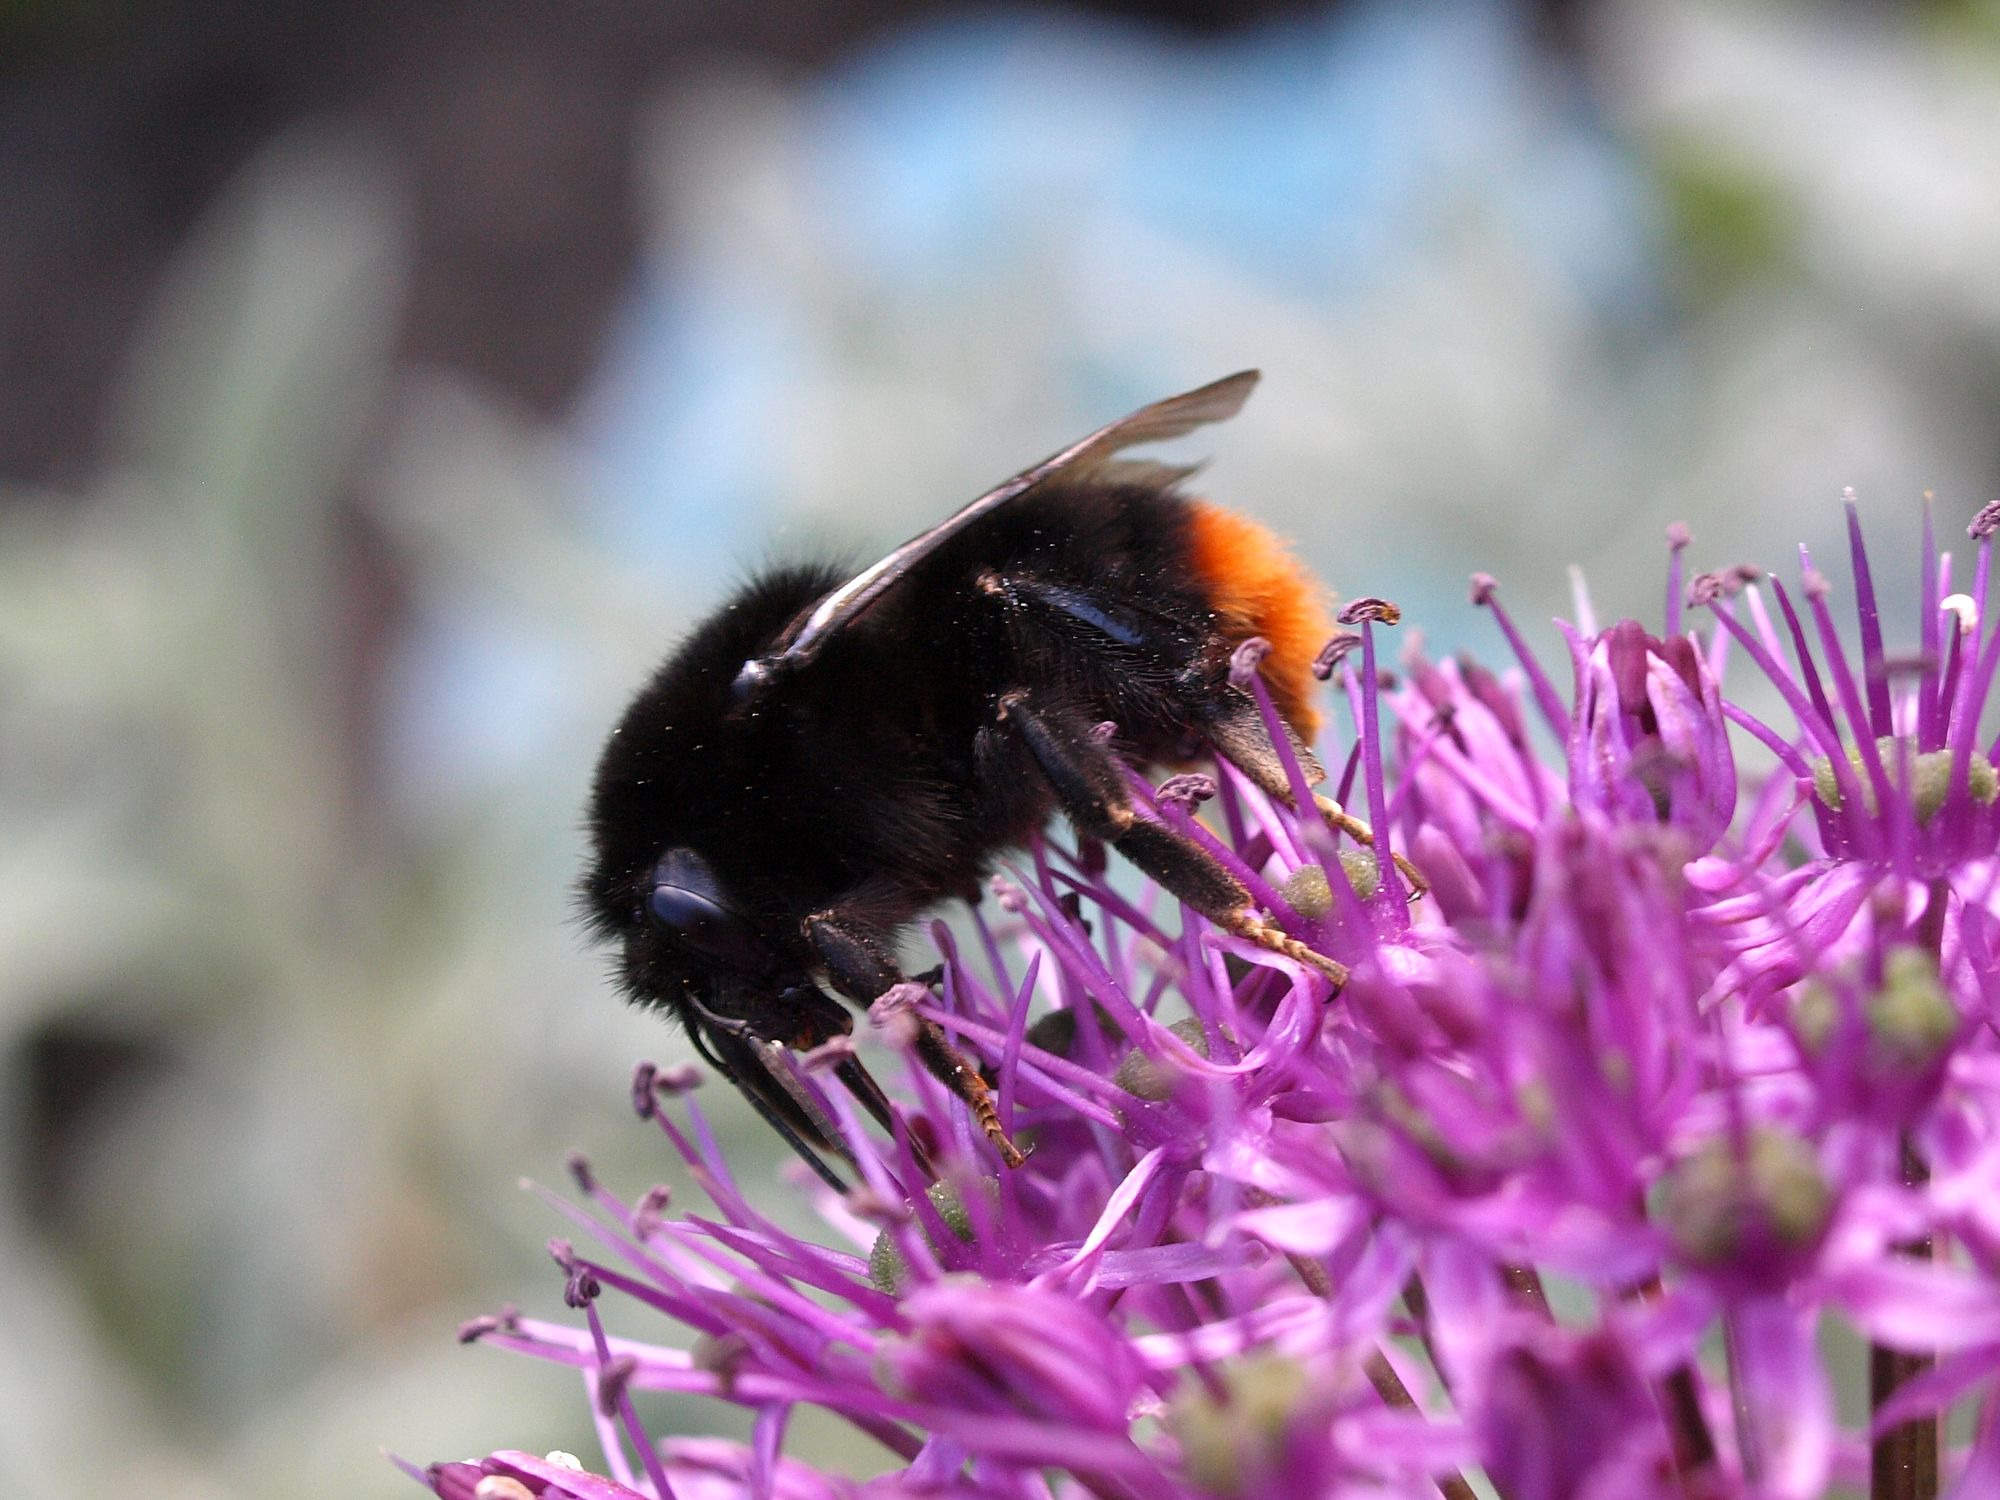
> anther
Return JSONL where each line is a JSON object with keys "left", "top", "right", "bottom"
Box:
{"left": 630, "top": 1061, "right": 658, "bottom": 1119}
{"left": 1230, "top": 637, "right": 1272, "bottom": 687}
{"left": 664, "top": 1063, "right": 703, "bottom": 1095}
{"left": 1158, "top": 772, "right": 1218, "bottom": 808}
{"left": 1338, "top": 597, "right": 1401, "bottom": 626}
{"left": 1312, "top": 631, "right": 1361, "bottom": 679}
{"left": 633, "top": 1185, "right": 671, "bottom": 1238}
{"left": 549, "top": 1240, "right": 601, "bottom": 1306}
{"left": 457, "top": 1311, "right": 515, "bottom": 1344}
{"left": 1688, "top": 567, "right": 1756, "bottom": 605}
{"left": 869, "top": 983, "right": 927, "bottom": 1049}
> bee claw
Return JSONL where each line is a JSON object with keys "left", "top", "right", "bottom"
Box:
{"left": 1312, "top": 794, "right": 1429, "bottom": 899}
{"left": 983, "top": 1114, "right": 1030, "bottom": 1169}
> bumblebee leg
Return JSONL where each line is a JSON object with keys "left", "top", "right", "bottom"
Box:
{"left": 1207, "top": 706, "right": 1428, "bottom": 898}
{"left": 998, "top": 692, "right": 1348, "bottom": 987}
{"left": 833, "top": 1053, "right": 937, "bottom": 1181}
{"left": 803, "top": 911, "right": 1027, "bottom": 1169}
{"left": 681, "top": 1002, "right": 852, "bottom": 1192}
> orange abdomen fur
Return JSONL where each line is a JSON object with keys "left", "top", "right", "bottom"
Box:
{"left": 1184, "top": 501, "right": 1334, "bottom": 740}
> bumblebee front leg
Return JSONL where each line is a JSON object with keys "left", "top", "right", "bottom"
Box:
{"left": 1207, "top": 706, "right": 1428, "bottom": 898}
{"left": 997, "top": 692, "right": 1348, "bottom": 987}
{"left": 803, "top": 910, "right": 1027, "bottom": 1168}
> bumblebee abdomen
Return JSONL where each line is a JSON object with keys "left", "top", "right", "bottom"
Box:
{"left": 1183, "top": 501, "right": 1334, "bottom": 738}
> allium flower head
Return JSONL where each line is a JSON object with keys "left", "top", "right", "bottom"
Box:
{"left": 410, "top": 499, "right": 2000, "bottom": 1500}
{"left": 1706, "top": 499, "right": 2000, "bottom": 880}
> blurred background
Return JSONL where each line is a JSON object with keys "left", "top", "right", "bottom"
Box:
{"left": 3, "top": 0, "right": 1998, "bottom": 1494}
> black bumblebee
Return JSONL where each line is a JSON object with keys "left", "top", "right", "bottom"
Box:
{"left": 584, "top": 372, "right": 1368, "bottom": 1187}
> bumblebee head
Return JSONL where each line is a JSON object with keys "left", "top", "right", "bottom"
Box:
{"left": 603, "top": 845, "right": 800, "bottom": 1016}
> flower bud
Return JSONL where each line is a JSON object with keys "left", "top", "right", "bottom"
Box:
{"left": 880, "top": 1280, "right": 1144, "bottom": 1433}
{"left": 1575, "top": 620, "right": 1735, "bottom": 853}
{"left": 1655, "top": 1128, "right": 1832, "bottom": 1279}
{"left": 1867, "top": 946, "right": 1961, "bottom": 1072}
{"left": 867, "top": 1177, "right": 997, "bottom": 1294}
{"left": 1115, "top": 1016, "right": 1215, "bottom": 1101}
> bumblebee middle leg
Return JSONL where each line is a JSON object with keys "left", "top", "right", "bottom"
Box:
{"left": 996, "top": 692, "right": 1348, "bottom": 986}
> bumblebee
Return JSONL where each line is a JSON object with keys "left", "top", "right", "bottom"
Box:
{"left": 583, "top": 372, "right": 1366, "bottom": 1187}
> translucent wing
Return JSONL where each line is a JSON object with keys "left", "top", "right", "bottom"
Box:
{"left": 734, "top": 370, "right": 1260, "bottom": 696}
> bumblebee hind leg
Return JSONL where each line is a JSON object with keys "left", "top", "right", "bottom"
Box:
{"left": 997, "top": 692, "right": 1347, "bottom": 987}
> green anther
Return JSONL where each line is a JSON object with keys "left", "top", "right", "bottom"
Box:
{"left": 1516, "top": 1079, "right": 1555, "bottom": 1132}
{"left": 1279, "top": 850, "right": 1379, "bottom": 918}
{"left": 868, "top": 1233, "right": 909, "bottom": 1296}
{"left": 1169, "top": 1353, "right": 1312, "bottom": 1497}
{"left": 1599, "top": 1046, "right": 1633, "bottom": 1094}
{"left": 1279, "top": 865, "right": 1333, "bottom": 918}
{"left": 1339, "top": 848, "right": 1380, "bottom": 901}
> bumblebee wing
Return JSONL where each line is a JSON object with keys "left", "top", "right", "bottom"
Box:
{"left": 761, "top": 370, "right": 1259, "bottom": 677}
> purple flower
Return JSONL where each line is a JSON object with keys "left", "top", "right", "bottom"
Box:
{"left": 1569, "top": 618, "right": 1737, "bottom": 855}
{"left": 408, "top": 502, "right": 2000, "bottom": 1500}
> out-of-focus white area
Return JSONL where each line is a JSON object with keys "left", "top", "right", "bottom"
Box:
{"left": 1, "top": 2, "right": 1997, "bottom": 1496}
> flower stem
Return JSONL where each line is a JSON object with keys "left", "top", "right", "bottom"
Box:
{"left": 1625, "top": 1273, "right": 1722, "bottom": 1496}
{"left": 1362, "top": 1349, "right": 1479, "bottom": 1500}
{"left": 1401, "top": 1274, "right": 1452, "bottom": 1399}
{"left": 1301, "top": 1258, "right": 1478, "bottom": 1500}
{"left": 1872, "top": 882, "right": 1950, "bottom": 1500}
{"left": 1721, "top": 1309, "right": 1763, "bottom": 1487}
{"left": 1871, "top": 1142, "right": 1940, "bottom": 1500}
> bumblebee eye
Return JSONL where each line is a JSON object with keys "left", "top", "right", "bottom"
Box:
{"left": 649, "top": 848, "right": 777, "bottom": 975}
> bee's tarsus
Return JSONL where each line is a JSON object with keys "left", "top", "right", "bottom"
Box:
{"left": 1219, "top": 909, "right": 1350, "bottom": 989}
